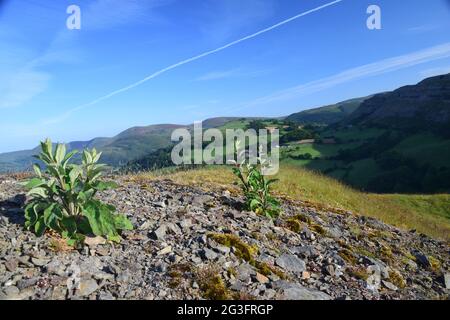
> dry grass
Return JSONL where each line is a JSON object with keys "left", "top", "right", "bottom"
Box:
{"left": 131, "top": 165, "right": 450, "bottom": 240}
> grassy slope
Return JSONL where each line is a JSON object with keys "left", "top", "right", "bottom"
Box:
{"left": 394, "top": 133, "right": 450, "bottom": 167}
{"left": 133, "top": 165, "right": 450, "bottom": 240}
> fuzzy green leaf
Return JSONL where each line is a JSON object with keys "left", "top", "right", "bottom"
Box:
{"left": 54, "top": 143, "right": 66, "bottom": 164}
{"left": 28, "top": 187, "right": 47, "bottom": 198}
{"left": 34, "top": 217, "right": 46, "bottom": 236}
{"left": 96, "top": 181, "right": 118, "bottom": 191}
{"left": 82, "top": 200, "right": 119, "bottom": 239}
{"left": 114, "top": 214, "right": 133, "bottom": 231}
{"left": 33, "top": 164, "right": 42, "bottom": 178}
{"left": 24, "top": 178, "right": 45, "bottom": 190}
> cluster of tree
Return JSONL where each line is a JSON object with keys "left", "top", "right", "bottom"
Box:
{"left": 280, "top": 128, "right": 317, "bottom": 144}
{"left": 123, "top": 146, "right": 175, "bottom": 172}
{"left": 333, "top": 131, "right": 404, "bottom": 162}
{"left": 246, "top": 120, "right": 267, "bottom": 131}
{"left": 288, "top": 153, "right": 313, "bottom": 160}
{"left": 356, "top": 150, "right": 450, "bottom": 193}
{"left": 367, "top": 164, "right": 450, "bottom": 193}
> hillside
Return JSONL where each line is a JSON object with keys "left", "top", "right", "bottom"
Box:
{"left": 0, "top": 124, "right": 189, "bottom": 173}
{"left": 343, "top": 73, "right": 450, "bottom": 132}
{"left": 285, "top": 96, "right": 372, "bottom": 125}
{"left": 280, "top": 74, "right": 450, "bottom": 193}
{"left": 1, "top": 73, "right": 450, "bottom": 194}
{"left": 1, "top": 74, "right": 448, "bottom": 174}
{"left": 0, "top": 166, "right": 448, "bottom": 300}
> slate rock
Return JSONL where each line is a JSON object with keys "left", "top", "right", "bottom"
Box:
{"left": 276, "top": 253, "right": 306, "bottom": 273}
{"left": 274, "top": 281, "right": 331, "bottom": 300}
{"left": 78, "top": 279, "right": 99, "bottom": 297}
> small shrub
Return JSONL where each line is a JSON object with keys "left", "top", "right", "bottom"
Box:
{"left": 23, "top": 139, "right": 133, "bottom": 246}
{"left": 229, "top": 140, "right": 281, "bottom": 219}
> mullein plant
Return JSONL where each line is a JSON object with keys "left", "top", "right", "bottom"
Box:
{"left": 229, "top": 140, "right": 281, "bottom": 219}
{"left": 22, "top": 139, "right": 133, "bottom": 246}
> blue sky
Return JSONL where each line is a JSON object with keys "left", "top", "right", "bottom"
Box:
{"left": 0, "top": 0, "right": 450, "bottom": 152}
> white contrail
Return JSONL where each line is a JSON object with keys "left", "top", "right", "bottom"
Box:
{"left": 199, "top": 42, "right": 450, "bottom": 118}
{"left": 45, "top": 0, "right": 343, "bottom": 124}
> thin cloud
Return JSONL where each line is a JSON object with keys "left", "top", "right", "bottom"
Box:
{"left": 198, "top": 0, "right": 275, "bottom": 44}
{"left": 195, "top": 69, "right": 241, "bottom": 81}
{"left": 419, "top": 66, "right": 450, "bottom": 77}
{"left": 0, "top": 68, "right": 50, "bottom": 109}
{"left": 43, "top": 0, "right": 344, "bottom": 124}
{"left": 243, "top": 43, "right": 450, "bottom": 107}
{"left": 406, "top": 24, "right": 439, "bottom": 34}
{"left": 82, "top": 0, "right": 172, "bottom": 30}
{"left": 195, "top": 68, "right": 270, "bottom": 81}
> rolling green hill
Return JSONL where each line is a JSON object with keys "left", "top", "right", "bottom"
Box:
{"left": 0, "top": 124, "right": 187, "bottom": 173}
{"left": 285, "top": 95, "right": 372, "bottom": 124}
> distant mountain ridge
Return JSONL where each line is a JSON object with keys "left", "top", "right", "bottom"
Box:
{"left": 1, "top": 73, "right": 449, "bottom": 173}
{"left": 343, "top": 73, "right": 450, "bottom": 131}
{"left": 285, "top": 95, "right": 374, "bottom": 124}
{"left": 0, "top": 124, "right": 186, "bottom": 173}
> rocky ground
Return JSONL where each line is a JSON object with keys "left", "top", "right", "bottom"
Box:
{"left": 0, "top": 174, "right": 449, "bottom": 300}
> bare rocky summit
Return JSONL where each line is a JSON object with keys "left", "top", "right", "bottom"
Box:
{"left": 0, "top": 174, "right": 448, "bottom": 300}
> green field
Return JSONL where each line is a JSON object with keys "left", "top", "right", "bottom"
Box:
{"left": 280, "top": 126, "right": 450, "bottom": 193}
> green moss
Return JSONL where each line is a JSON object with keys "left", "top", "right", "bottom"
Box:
{"left": 338, "top": 248, "right": 358, "bottom": 265}
{"left": 285, "top": 214, "right": 314, "bottom": 233}
{"left": 348, "top": 225, "right": 363, "bottom": 239}
{"left": 388, "top": 269, "right": 406, "bottom": 289}
{"left": 337, "top": 240, "right": 353, "bottom": 251}
{"left": 347, "top": 267, "right": 369, "bottom": 280}
{"left": 251, "top": 231, "right": 262, "bottom": 240}
{"left": 392, "top": 248, "right": 417, "bottom": 266}
{"left": 310, "top": 224, "right": 327, "bottom": 236}
{"left": 208, "top": 233, "right": 286, "bottom": 280}
{"left": 254, "top": 261, "right": 287, "bottom": 280}
{"left": 428, "top": 256, "right": 442, "bottom": 273}
{"left": 292, "top": 214, "right": 312, "bottom": 224}
{"left": 355, "top": 247, "right": 377, "bottom": 259}
{"left": 207, "top": 233, "right": 258, "bottom": 262}
{"left": 266, "top": 232, "right": 278, "bottom": 241}
{"left": 227, "top": 267, "right": 237, "bottom": 277}
{"left": 196, "top": 268, "right": 231, "bottom": 300}
{"left": 167, "top": 263, "right": 193, "bottom": 289}
{"left": 379, "top": 245, "right": 394, "bottom": 264}
{"left": 404, "top": 251, "right": 417, "bottom": 262}
{"left": 286, "top": 218, "right": 302, "bottom": 233}
{"left": 367, "top": 229, "right": 392, "bottom": 240}
{"left": 168, "top": 276, "right": 182, "bottom": 288}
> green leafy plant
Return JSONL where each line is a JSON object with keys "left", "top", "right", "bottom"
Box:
{"left": 229, "top": 140, "right": 281, "bottom": 219}
{"left": 23, "top": 138, "right": 133, "bottom": 246}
